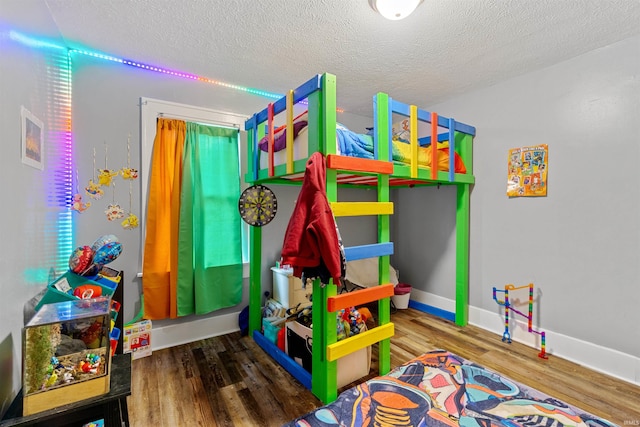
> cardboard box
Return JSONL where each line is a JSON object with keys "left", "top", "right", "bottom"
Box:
{"left": 285, "top": 320, "right": 371, "bottom": 389}
{"left": 271, "top": 267, "right": 312, "bottom": 308}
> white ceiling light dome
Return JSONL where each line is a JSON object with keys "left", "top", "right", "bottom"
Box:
{"left": 369, "top": 0, "right": 424, "bottom": 20}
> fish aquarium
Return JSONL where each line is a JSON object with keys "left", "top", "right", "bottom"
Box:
{"left": 22, "top": 296, "right": 112, "bottom": 415}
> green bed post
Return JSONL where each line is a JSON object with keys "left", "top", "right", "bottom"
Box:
{"left": 244, "top": 123, "right": 263, "bottom": 336}
{"left": 455, "top": 132, "right": 473, "bottom": 327}
{"left": 313, "top": 73, "right": 338, "bottom": 404}
{"left": 249, "top": 227, "right": 262, "bottom": 335}
{"left": 375, "top": 92, "right": 392, "bottom": 375}
{"left": 455, "top": 184, "right": 469, "bottom": 327}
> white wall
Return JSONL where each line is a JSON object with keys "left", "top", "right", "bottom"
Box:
{"left": 0, "top": 0, "right": 69, "bottom": 417}
{"left": 395, "top": 36, "right": 640, "bottom": 380}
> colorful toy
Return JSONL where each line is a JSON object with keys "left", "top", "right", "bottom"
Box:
{"left": 73, "top": 284, "right": 103, "bottom": 299}
{"left": 492, "top": 283, "right": 548, "bottom": 359}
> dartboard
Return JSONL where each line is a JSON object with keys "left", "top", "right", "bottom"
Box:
{"left": 238, "top": 185, "right": 277, "bottom": 227}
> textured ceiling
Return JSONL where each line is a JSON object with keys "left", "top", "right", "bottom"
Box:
{"left": 22, "top": 1, "right": 640, "bottom": 115}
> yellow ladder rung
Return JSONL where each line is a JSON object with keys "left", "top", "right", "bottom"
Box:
{"left": 330, "top": 202, "right": 393, "bottom": 217}
{"left": 326, "top": 323, "right": 394, "bottom": 362}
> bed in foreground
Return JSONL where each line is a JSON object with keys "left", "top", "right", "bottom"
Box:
{"left": 284, "top": 349, "right": 616, "bottom": 427}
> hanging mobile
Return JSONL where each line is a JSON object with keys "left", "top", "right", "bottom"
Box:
{"left": 238, "top": 184, "right": 277, "bottom": 227}
{"left": 105, "top": 181, "right": 125, "bottom": 221}
{"left": 121, "top": 178, "right": 139, "bottom": 230}
{"left": 120, "top": 134, "right": 139, "bottom": 180}
{"left": 120, "top": 134, "right": 139, "bottom": 229}
{"left": 98, "top": 142, "right": 119, "bottom": 187}
{"left": 85, "top": 147, "right": 104, "bottom": 200}
{"left": 71, "top": 169, "right": 91, "bottom": 213}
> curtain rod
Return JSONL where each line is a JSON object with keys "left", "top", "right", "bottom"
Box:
{"left": 157, "top": 112, "right": 240, "bottom": 130}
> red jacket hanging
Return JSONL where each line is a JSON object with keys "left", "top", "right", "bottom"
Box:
{"left": 281, "top": 152, "right": 344, "bottom": 285}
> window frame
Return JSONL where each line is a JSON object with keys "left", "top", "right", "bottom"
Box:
{"left": 139, "top": 97, "right": 250, "bottom": 276}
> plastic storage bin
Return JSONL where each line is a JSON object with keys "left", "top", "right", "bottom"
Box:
{"left": 35, "top": 271, "right": 115, "bottom": 312}
{"left": 262, "top": 318, "right": 282, "bottom": 345}
{"left": 271, "top": 267, "right": 312, "bottom": 308}
{"left": 391, "top": 283, "right": 412, "bottom": 309}
{"left": 285, "top": 320, "right": 371, "bottom": 388}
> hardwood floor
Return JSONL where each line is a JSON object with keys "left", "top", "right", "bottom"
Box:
{"left": 127, "top": 308, "right": 640, "bottom": 426}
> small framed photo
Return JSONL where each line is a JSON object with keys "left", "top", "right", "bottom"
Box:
{"left": 21, "top": 106, "right": 44, "bottom": 170}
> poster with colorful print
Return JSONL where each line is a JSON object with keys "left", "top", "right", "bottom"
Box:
{"left": 507, "top": 144, "right": 548, "bottom": 197}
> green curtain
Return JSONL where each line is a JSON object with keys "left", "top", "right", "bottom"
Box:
{"left": 176, "top": 123, "right": 243, "bottom": 316}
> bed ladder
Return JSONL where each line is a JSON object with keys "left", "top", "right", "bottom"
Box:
{"left": 312, "top": 152, "right": 395, "bottom": 404}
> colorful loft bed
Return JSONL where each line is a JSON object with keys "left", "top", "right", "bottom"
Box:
{"left": 243, "top": 73, "right": 475, "bottom": 404}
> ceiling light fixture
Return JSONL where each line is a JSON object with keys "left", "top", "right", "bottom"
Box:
{"left": 369, "top": 0, "right": 424, "bottom": 20}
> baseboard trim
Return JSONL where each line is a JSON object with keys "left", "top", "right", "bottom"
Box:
{"left": 152, "top": 311, "right": 241, "bottom": 351}
{"left": 408, "top": 289, "right": 640, "bottom": 386}
{"left": 407, "top": 300, "right": 455, "bottom": 322}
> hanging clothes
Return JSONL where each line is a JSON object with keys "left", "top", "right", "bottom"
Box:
{"left": 281, "top": 152, "right": 345, "bottom": 285}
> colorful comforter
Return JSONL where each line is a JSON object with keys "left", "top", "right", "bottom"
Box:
{"left": 284, "top": 350, "right": 615, "bottom": 427}
{"left": 258, "top": 119, "right": 467, "bottom": 174}
{"left": 336, "top": 124, "right": 467, "bottom": 174}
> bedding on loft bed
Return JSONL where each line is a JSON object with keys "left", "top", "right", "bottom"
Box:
{"left": 284, "top": 349, "right": 617, "bottom": 427}
{"left": 257, "top": 112, "right": 467, "bottom": 174}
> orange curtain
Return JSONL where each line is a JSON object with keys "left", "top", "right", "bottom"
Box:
{"left": 142, "top": 118, "right": 186, "bottom": 319}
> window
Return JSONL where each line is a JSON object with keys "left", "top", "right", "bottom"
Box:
{"left": 140, "top": 98, "right": 250, "bottom": 273}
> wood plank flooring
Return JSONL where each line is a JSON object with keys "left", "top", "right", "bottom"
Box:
{"left": 127, "top": 308, "right": 640, "bottom": 426}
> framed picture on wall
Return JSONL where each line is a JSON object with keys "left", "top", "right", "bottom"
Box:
{"left": 21, "top": 106, "right": 44, "bottom": 170}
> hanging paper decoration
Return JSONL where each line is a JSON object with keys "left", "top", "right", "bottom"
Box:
{"left": 120, "top": 134, "right": 139, "bottom": 180}
{"left": 121, "top": 213, "right": 139, "bottom": 230}
{"left": 98, "top": 142, "right": 119, "bottom": 187}
{"left": 71, "top": 169, "right": 91, "bottom": 213}
{"left": 72, "top": 194, "right": 91, "bottom": 213}
{"left": 119, "top": 134, "right": 139, "bottom": 230}
{"left": 105, "top": 181, "right": 125, "bottom": 221}
{"left": 121, "top": 168, "right": 138, "bottom": 180}
{"left": 105, "top": 204, "right": 125, "bottom": 221}
{"left": 85, "top": 148, "right": 104, "bottom": 200}
{"left": 121, "top": 179, "right": 139, "bottom": 229}
{"left": 98, "top": 169, "right": 119, "bottom": 186}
